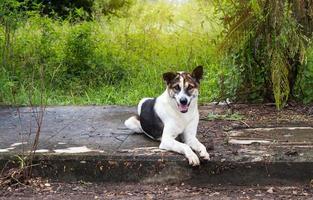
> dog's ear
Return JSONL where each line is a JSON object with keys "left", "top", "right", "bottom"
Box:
{"left": 191, "top": 66, "right": 203, "bottom": 83}
{"left": 163, "top": 72, "right": 176, "bottom": 85}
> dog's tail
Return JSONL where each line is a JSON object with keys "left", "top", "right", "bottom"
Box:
{"left": 124, "top": 115, "right": 143, "bottom": 133}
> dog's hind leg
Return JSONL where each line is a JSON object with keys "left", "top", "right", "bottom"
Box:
{"left": 124, "top": 115, "right": 143, "bottom": 133}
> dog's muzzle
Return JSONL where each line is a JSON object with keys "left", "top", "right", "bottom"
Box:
{"left": 177, "top": 97, "right": 190, "bottom": 113}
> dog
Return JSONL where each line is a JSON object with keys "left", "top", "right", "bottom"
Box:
{"left": 124, "top": 66, "right": 210, "bottom": 166}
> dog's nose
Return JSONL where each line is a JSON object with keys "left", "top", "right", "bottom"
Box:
{"left": 179, "top": 97, "right": 188, "bottom": 105}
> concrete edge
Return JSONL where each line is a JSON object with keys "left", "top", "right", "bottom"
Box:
{"left": 1, "top": 152, "right": 313, "bottom": 185}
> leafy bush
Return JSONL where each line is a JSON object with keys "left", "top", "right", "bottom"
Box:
{"left": 62, "top": 23, "right": 98, "bottom": 88}
{"left": 2, "top": 0, "right": 313, "bottom": 107}
{"left": 0, "top": 0, "right": 222, "bottom": 105}
{"left": 294, "top": 47, "right": 313, "bottom": 104}
{"left": 214, "top": 0, "right": 308, "bottom": 109}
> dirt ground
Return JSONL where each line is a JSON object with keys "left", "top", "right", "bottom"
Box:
{"left": 1, "top": 180, "right": 313, "bottom": 200}
{"left": 197, "top": 103, "right": 313, "bottom": 144}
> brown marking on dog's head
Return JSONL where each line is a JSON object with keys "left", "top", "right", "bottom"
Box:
{"left": 162, "top": 66, "right": 204, "bottom": 113}
{"left": 163, "top": 66, "right": 203, "bottom": 94}
{"left": 181, "top": 72, "right": 199, "bottom": 96}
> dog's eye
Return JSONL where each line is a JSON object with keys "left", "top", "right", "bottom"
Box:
{"left": 174, "top": 85, "right": 180, "bottom": 91}
{"left": 187, "top": 85, "right": 194, "bottom": 90}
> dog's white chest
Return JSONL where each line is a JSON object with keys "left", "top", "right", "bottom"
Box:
{"left": 155, "top": 100, "right": 198, "bottom": 135}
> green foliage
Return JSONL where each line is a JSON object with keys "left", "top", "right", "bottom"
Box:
{"left": 2, "top": 0, "right": 313, "bottom": 106}
{"left": 64, "top": 23, "right": 97, "bottom": 85}
{"left": 215, "top": 0, "right": 309, "bottom": 109}
{"left": 0, "top": 0, "right": 222, "bottom": 105}
{"left": 294, "top": 46, "right": 313, "bottom": 103}
{"left": 38, "top": 0, "right": 94, "bottom": 19}
{"left": 93, "top": 0, "right": 134, "bottom": 18}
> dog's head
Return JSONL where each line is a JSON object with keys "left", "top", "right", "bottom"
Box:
{"left": 163, "top": 66, "right": 203, "bottom": 113}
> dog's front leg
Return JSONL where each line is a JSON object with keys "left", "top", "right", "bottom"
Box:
{"left": 183, "top": 122, "right": 210, "bottom": 160}
{"left": 159, "top": 127, "right": 200, "bottom": 166}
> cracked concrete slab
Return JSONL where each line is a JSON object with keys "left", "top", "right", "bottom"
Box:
{"left": 0, "top": 106, "right": 155, "bottom": 153}
{"left": 227, "top": 126, "right": 313, "bottom": 145}
{"left": 1, "top": 105, "right": 313, "bottom": 184}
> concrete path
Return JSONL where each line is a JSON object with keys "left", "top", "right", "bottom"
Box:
{"left": 0, "top": 106, "right": 158, "bottom": 153}
{"left": 1, "top": 105, "right": 313, "bottom": 185}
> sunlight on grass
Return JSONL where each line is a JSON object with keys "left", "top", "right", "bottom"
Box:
{"left": 0, "top": 0, "right": 224, "bottom": 106}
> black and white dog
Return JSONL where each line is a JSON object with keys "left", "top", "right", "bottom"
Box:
{"left": 124, "top": 66, "right": 210, "bottom": 166}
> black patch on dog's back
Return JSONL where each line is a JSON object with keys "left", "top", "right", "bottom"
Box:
{"left": 139, "top": 98, "right": 164, "bottom": 140}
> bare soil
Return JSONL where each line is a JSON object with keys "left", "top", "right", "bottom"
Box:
{"left": 197, "top": 103, "right": 313, "bottom": 143}
{"left": 1, "top": 180, "right": 313, "bottom": 200}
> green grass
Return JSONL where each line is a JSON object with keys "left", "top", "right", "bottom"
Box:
{"left": 1, "top": 0, "right": 313, "bottom": 107}
{"left": 205, "top": 112, "right": 244, "bottom": 121}
{"left": 0, "top": 1, "right": 226, "bottom": 106}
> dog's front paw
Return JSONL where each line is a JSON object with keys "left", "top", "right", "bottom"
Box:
{"left": 186, "top": 151, "right": 200, "bottom": 166}
{"left": 199, "top": 151, "right": 210, "bottom": 161}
